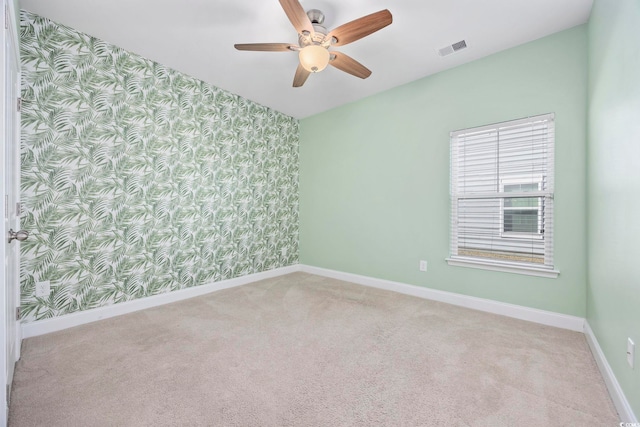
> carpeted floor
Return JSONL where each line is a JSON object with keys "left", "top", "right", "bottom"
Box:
{"left": 9, "top": 272, "right": 618, "bottom": 426}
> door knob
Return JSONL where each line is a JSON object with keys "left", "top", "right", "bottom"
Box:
{"left": 8, "top": 229, "right": 28, "bottom": 243}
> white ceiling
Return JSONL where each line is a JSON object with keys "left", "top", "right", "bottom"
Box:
{"left": 20, "top": 0, "right": 593, "bottom": 119}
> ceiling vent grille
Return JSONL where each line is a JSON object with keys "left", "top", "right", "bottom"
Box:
{"left": 438, "top": 40, "right": 468, "bottom": 57}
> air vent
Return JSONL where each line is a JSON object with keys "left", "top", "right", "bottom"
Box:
{"left": 452, "top": 40, "right": 467, "bottom": 51}
{"left": 438, "top": 39, "right": 468, "bottom": 57}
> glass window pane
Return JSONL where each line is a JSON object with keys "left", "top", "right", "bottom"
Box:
{"left": 504, "top": 183, "right": 538, "bottom": 192}
{"left": 504, "top": 209, "right": 538, "bottom": 233}
{"left": 504, "top": 196, "right": 538, "bottom": 208}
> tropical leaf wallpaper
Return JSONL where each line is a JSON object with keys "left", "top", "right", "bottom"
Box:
{"left": 19, "top": 11, "right": 299, "bottom": 322}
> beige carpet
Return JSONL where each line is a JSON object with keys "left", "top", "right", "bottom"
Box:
{"left": 9, "top": 272, "right": 618, "bottom": 426}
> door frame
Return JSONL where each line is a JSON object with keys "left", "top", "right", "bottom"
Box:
{"left": 1, "top": 0, "right": 21, "bottom": 423}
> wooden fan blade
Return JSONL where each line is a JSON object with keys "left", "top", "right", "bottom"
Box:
{"left": 328, "top": 9, "right": 392, "bottom": 47}
{"left": 234, "top": 43, "right": 295, "bottom": 52}
{"left": 293, "top": 63, "right": 310, "bottom": 87}
{"left": 329, "top": 52, "right": 372, "bottom": 79}
{"left": 279, "top": 0, "right": 314, "bottom": 35}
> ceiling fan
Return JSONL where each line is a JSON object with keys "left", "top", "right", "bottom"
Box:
{"left": 234, "top": 0, "right": 393, "bottom": 87}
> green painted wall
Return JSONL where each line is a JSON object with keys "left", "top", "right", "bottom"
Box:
{"left": 300, "top": 26, "right": 588, "bottom": 316}
{"left": 20, "top": 11, "right": 299, "bottom": 322}
{"left": 587, "top": 0, "right": 640, "bottom": 417}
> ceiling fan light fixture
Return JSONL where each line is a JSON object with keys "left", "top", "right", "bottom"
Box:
{"left": 234, "top": 1, "right": 393, "bottom": 87}
{"left": 299, "top": 45, "right": 330, "bottom": 73}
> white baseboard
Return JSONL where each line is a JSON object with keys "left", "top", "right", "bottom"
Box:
{"left": 21, "top": 265, "right": 301, "bottom": 339}
{"left": 20, "top": 262, "right": 584, "bottom": 335}
{"left": 299, "top": 264, "right": 585, "bottom": 332}
{"left": 584, "top": 321, "right": 637, "bottom": 422}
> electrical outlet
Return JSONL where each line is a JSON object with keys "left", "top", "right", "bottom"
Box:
{"left": 35, "top": 281, "right": 50, "bottom": 298}
{"left": 628, "top": 338, "right": 635, "bottom": 369}
{"left": 419, "top": 260, "right": 428, "bottom": 272}
{"left": 281, "top": 247, "right": 288, "bottom": 258}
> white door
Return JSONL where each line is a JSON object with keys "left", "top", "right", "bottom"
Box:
{"left": 1, "top": 1, "right": 22, "bottom": 422}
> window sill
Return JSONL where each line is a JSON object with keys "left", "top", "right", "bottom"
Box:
{"left": 446, "top": 257, "right": 559, "bottom": 278}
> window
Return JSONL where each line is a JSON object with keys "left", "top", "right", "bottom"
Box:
{"left": 447, "top": 114, "right": 558, "bottom": 278}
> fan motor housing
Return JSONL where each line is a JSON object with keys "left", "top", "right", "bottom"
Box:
{"left": 299, "top": 9, "right": 330, "bottom": 47}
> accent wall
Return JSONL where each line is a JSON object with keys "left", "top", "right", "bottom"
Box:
{"left": 300, "top": 25, "right": 588, "bottom": 316}
{"left": 587, "top": 0, "right": 640, "bottom": 417}
{"left": 20, "top": 11, "right": 299, "bottom": 322}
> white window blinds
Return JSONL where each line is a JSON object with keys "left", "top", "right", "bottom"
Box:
{"left": 448, "top": 113, "right": 557, "bottom": 277}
